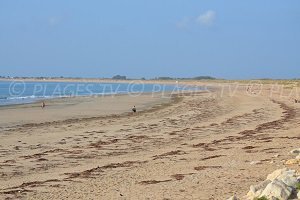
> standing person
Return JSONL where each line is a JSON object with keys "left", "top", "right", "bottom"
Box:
{"left": 132, "top": 105, "right": 136, "bottom": 113}
{"left": 41, "top": 101, "right": 46, "bottom": 109}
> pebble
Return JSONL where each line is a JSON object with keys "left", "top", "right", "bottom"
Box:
{"left": 250, "top": 161, "right": 262, "bottom": 165}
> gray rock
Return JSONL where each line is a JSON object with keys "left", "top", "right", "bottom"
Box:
{"left": 280, "top": 175, "right": 298, "bottom": 187}
{"left": 248, "top": 180, "right": 271, "bottom": 197}
{"left": 267, "top": 168, "right": 298, "bottom": 188}
{"left": 267, "top": 168, "right": 288, "bottom": 181}
{"left": 260, "top": 179, "right": 292, "bottom": 200}
{"left": 267, "top": 168, "right": 296, "bottom": 182}
{"left": 290, "top": 148, "right": 300, "bottom": 154}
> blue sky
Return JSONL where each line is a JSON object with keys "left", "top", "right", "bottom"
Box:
{"left": 0, "top": 0, "right": 299, "bottom": 79}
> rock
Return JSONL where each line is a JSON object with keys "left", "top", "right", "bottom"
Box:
{"left": 247, "top": 179, "right": 271, "bottom": 197}
{"left": 290, "top": 148, "right": 300, "bottom": 154}
{"left": 280, "top": 174, "right": 298, "bottom": 187}
{"left": 260, "top": 179, "right": 292, "bottom": 200}
{"left": 267, "top": 168, "right": 295, "bottom": 181}
{"left": 273, "top": 154, "right": 279, "bottom": 158}
{"left": 297, "top": 191, "right": 300, "bottom": 199}
{"left": 266, "top": 168, "right": 298, "bottom": 188}
{"left": 267, "top": 168, "right": 288, "bottom": 180}
{"left": 227, "top": 195, "right": 239, "bottom": 200}
{"left": 285, "top": 159, "right": 300, "bottom": 165}
{"left": 296, "top": 154, "right": 300, "bottom": 159}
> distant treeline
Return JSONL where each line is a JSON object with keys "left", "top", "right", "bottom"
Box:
{"left": 91, "top": 75, "right": 217, "bottom": 80}
{"left": 110, "top": 75, "right": 217, "bottom": 80}
{"left": 112, "top": 75, "right": 127, "bottom": 80}
{"left": 153, "top": 76, "right": 216, "bottom": 80}
{"left": 1, "top": 75, "right": 217, "bottom": 80}
{"left": 2, "top": 75, "right": 300, "bottom": 81}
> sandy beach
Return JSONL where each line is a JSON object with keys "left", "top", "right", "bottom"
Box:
{"left": 0, "top": 92, "right": 172, "bottom": 128}
{"left": 1, "top": 82, "right": 300, "bottom": 199}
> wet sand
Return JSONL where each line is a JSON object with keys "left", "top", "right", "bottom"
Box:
{"left": 0, "top": 93, "right": 172, "bottom": 128}
{"left": 0, "top": 83, "right": 300, "bottom": 199}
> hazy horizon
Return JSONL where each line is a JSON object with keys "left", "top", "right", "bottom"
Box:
{"left": 2, "top": 75, "right": 300, "bottom": 81}
{"left": 0, "top": 1, "right": 299, "bottom": 79}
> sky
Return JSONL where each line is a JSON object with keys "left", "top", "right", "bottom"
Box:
{"left": 0, "top": 0, "right": 299, "bottom": 79}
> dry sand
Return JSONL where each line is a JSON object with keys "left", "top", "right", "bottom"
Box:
{"left": 0, "top": 82, "right": 300, "bottom": 200}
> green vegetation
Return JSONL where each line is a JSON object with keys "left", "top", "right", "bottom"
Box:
{"left": 296, "top": 182, "right": 300, "bottom": 191}
{"left": 193, "top": 76, "right": 216, "bottom": 80}
{"left": 253, "top": 197, "right": 280, "bottom": 200}
{"left": 253, "top": 197, "right": 269, "bottom": 200}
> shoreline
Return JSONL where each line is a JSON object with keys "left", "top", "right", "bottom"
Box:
{"left": 0, "top": 91, "right": 181, "bottom": 129}
{"left": 0, "top": 91, "right": 173, "bottom": 108}
{"left": 0, "top": 80, "right": 199, "bottom": 107}
{"left": 0, "top": 89, "right": 209, "bottom": 130}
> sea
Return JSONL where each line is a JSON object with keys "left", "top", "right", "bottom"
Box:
{"left": 0, "top": 80, "right": 200, "bottom": 106}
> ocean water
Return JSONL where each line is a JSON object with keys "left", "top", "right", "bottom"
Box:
{"left": 0, "top": 81, "right": 199, "bottom": 106}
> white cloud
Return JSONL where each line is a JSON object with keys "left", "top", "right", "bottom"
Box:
{"left": 176, "top": 17, "right": 191, "bottom": 29}
{"left": 196, "top": 10, "right": 216, "bottom": 26}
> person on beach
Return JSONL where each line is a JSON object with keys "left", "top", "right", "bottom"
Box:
{"left": 41, "top": 101, "right": 46, "bottom": 109}
{"left": 132, "top": 105, "right": 136, "bottom": 113}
